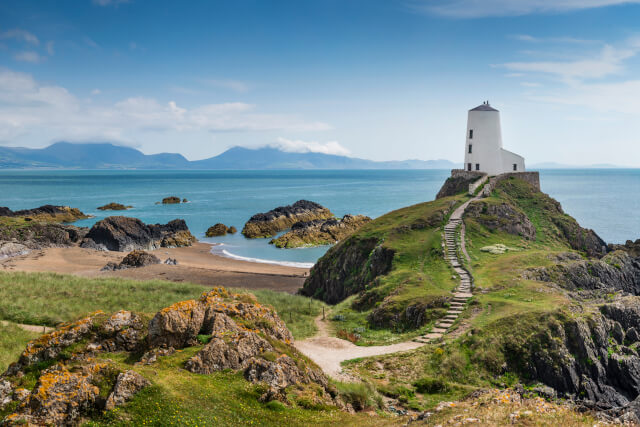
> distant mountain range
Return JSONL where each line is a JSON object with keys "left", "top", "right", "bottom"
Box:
{"left": 0, "top": 142, "right": 460, "bottom": 170}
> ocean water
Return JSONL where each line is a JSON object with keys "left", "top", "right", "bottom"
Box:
{"left": 0, "top": 169, "right": 638, "bottom": 266}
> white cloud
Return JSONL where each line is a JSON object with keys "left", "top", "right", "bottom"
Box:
{"left": 0, "top": 68, "right": 331, "bottom": 145}
{"left": 409, "top": 0, "right": 640, "bottom": 18}
{"left": 510, "top": 34, "right": 599, "bottom": 44}
{"left": 272, "top": 137, "right": 351, "bottom": 156}
{"left": 521, "top": 82, "right": 542, "bottom": 87}
{"left": 46, "top": 41, "right": 55, "bottom": 56}
{"left": 83, "top": 37, "right": 99, "bottom": 49}
{"left": 202, "top": 79, "right": 250, "bottom": 93}
{"left": 0, "top": 29, "right": 39, "bottom": 45}
{"left": 534, "top": 80, "right": 640, "bottom": 114}
{"left": 91, "top": 89, "right": 101, "bottom": 95}
{"left": 13, "top": 51, "right": 43, "bottom": 63}
{"left": 498, "top": 44, "right": 637, "bottom": 82}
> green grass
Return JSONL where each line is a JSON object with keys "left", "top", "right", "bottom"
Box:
{"left": 0, "top": 271, "right": 206, "bottom": 326}
{"left": 0, "top": 322, "right": 40, "bottom": 372}
{"left": 0, "top": 271, "right": 323, "bottom": 340}
{"left": 239, "top": 289, "right": 327, "bottom": 339}
{"left": 82, "top": 347, "right": 395, "bottom": 426}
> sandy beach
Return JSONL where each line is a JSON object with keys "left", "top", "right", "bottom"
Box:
{"left": 0, "top": 242, "right": 309, "bottom": 293}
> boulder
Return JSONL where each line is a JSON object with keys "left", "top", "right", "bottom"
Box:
{"left": 242, "top": 200, "right": 333, "bottom": 238}
{"left": 148, "top": 299, "right": 205, "bottom": 348}
{"left": 270, "top": 214, "right": 371, "bottom": 248}
{"left": 100, "top": 310, "right": 145, "bottom": 352}
{"left": 97, "top": 202, "right": 132, "bottom": 211}
{"left": 0, "top": 241, "right": 30, "bottom": 259}
{"left": 119, "top": 250, "right": 161, "bottom": 268}
{"left": 0, "top": 222, "right": 88, "bottom": 250}
{"left": 164, "top": 258, "right": 178, "bottom": 265}
{"left": 105, "top": 370, "right": 150, "bottom": 410}
{"left": 81, "top": 216, "right": 196, "bottom": 251}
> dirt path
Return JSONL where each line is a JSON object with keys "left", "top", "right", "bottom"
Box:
{"left": 294, "top": 314, "right": 422, "bottom": 381}
{"left": 295, "top": 179, "right": 489, "bottom": 379}
{"left": 1, "top": 320, "right": 53, "bottom": 334}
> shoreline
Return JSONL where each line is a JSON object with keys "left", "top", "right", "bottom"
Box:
{"left": 0, "top": 242, "right": 309, "bottom": 294}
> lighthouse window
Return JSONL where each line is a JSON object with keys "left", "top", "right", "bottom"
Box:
{"left": 468, "top": 144, "right": 472, "bottom": 154}
{"left": 467, "top": 163, "right": 472, "bottom": 171}
{"left": 475, "top": 163, "right": 480, "bottom": 171}
{"left": 513, "top": 164, "right": 518, "bottom": 171}
{"left": 469, "top": 129, "right": 473, "bottom": 139}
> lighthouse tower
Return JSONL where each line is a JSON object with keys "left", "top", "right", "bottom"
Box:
{"left": 463, "top": 101, "right": 524, "bottom": 175}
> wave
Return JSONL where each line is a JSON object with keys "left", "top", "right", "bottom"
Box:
{"left": 210, "top": 244, "right": 314, "bottom": 268}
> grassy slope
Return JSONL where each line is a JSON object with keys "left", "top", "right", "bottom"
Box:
{"left": 0, "top": 322, "right": 40, "bottom": 372}
{"left": 329, "top": 195, "right": 465, "bottom": 345}
{"left": 0, "top": 271, "right": 325, "bottom": 339}
{"left": 340, "top": 177, "right": 591, "bottom": 412}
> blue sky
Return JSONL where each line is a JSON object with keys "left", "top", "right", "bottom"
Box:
{"left": 1, "top": 0, "right": 640, "bottom": 165}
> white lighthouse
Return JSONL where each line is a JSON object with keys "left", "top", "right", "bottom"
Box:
{"left": 463, "top": 101, "right": 524, "bottom": 175}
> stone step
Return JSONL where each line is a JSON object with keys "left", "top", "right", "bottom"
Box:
{"left": 444, "top": 315, "right": 458, "bottom": 320}
{"left": 454, "top": 292, "right": 473, "bottom": 298}
{"left": 431, "top": 327, "right": 447, "bottom": 333}
{"left": 446, "top": 309, "right": 462, "bottom": 315}
{"left": 423, "top": 332, "right": 443, "bottom": 340}
{"left": 436, "top": 323, "right": 453, "bottom": 329}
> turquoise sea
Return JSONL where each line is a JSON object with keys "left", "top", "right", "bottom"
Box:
{"left": 0, "top": 169, "right": 638, "bottom": 266}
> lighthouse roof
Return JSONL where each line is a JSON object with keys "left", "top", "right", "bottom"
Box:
{"left": 470, "top": 103, "right": 499, "bottom": 112}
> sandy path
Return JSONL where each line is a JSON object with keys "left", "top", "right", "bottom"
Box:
{"left": 1, "top": 320, "right": 53, "bottom": 334}
{"left": 0, "top": 243, "right": 308, "bottom": 293}
{"left": 294, "top": 314, "right": 422, "bottom": 381}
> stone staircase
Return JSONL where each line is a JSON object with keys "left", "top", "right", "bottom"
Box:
{"left": 414, "top": 182, "right": 486, "bottom": 344}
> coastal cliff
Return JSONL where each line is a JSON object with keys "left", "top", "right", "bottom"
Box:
{"left": 304, "top": 173, "right": 640, "bottom": 420}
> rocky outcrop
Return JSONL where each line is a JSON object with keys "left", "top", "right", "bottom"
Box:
{"left": 242, "top": 200, "right": 333, "bottom": 238}
{"left": 0, "top": 287, "right": 334, "bottom": 424}
{"left": 269, "top": 214, "right": 371, "bottom": 248}
{"left": 0, "top": 222, "right": 88, "bottom": 250}
{"left": 102, "top": 250, "right": 161, "bottom": 271}
{"left": 609, "top": 239, "right": 640, "bottom": 258}
{"left": 499, "top": 297, "right": 640, "bottom": 413}
{"left": 205, "top": 223, "right": 236, "bottom": 237}
{"left": 436, "top": 170, "right": 485, "bottom": 199}
{"left": 300, "top": 236, "right": 394, "bottom": 304}
{"left": 525, "top": 250, "right": 640, "bottom": 296}
{"left": 185, "top": 331, "right": 273, "bottom": 374}
{"left": 97, "top": 202, "right": 132, "bottom": 211}
{"left": 105, "top": 370, "right": 150, "bottom": 410}
{"left": 148, "top": 288, "right": 293, "bottom": 348}
{"left": 0, "top": 205, "right": 89, "bottom": 223}
{"left": 81, "top": 216, "right": 196, "bottom": 251}
{"left": 465, "top": 200, "right": 536, "bottom": 240}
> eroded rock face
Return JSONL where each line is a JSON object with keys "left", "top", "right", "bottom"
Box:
{"left": 81, "top": 216, "right": 196, "bottom": 251}
{"left": 465, "top": 201, "right": 536, "bottom": 240}
{"left": 148, "top": 289, "right": 293, "bottom": 348}
{"left": 100, "top": 310, "right": 146, "bottom": 352}
{"left": 526, "top": 251, "right": 640, "bottom": 296}
{"left": 269, "top": 214, "right": 371, "bottom": 248}
{"left": 436, "top": 171, "right": 485, "bottom": 199}
{"left": 0, "top": 222, "right": 88, "bottom": 250}
{"left": 105, "top": 370, "right": 150, "bottom": 410}
{"left": 502, "top": 297, "right": 640, "bottom": 411}
{"left": 242, "top": 200, "right": 333, "bottom": 238}
{"left": 185, "top": 331, "right": 273, "bottom": 374}
{"left": 7, "top": 364, "right": 101, "bottom": 426}
{"left": 5, "top": 312, "right": 101, "bottom": 375}
{"left": 300, "top": 236, "right": 394, "bottom": 304}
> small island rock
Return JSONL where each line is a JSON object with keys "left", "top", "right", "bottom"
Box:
{"left": 161, "top": 197, "right": 181, "bottom": 204}
{"left": 97, "top": 203, "right": 132, "bottom": 211}
{"left": 205, "top": 223, "right": 237, "bottom": 237}
{"left": 242, "top": 200, "right": 333, "bottom": 238}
